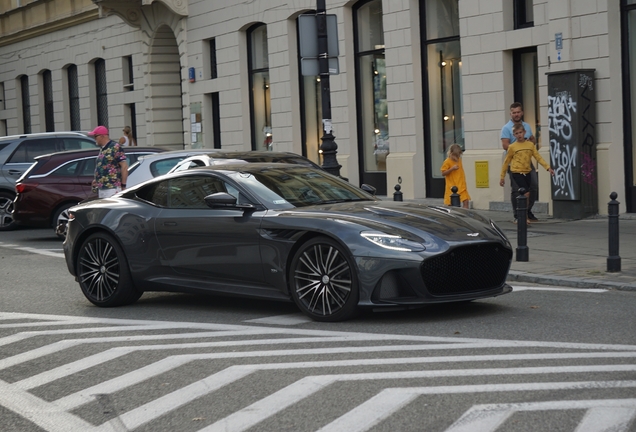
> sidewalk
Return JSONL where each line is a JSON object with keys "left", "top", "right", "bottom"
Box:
{"left": 405, "top": 198, "right": 636, "bottom": 292}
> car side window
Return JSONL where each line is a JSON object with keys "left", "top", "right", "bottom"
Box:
{"left": 80, "top": 158, "right": 96, "bottom": 176}
{"left": 136, "top": 181, "right": 169, "bottom": 207}
{"left": 167, "top": 176, "right": 227, "bottom": 209}
{"left": 7, "top": 139, "right": 58, "bottom": 163}
{"left": 60, "top": 138, "right": 96, "bottom": 151}
{"left": 53, "top": 161, "right": 81, "bottom": 176}
{"left": 150, "top": 157, "right": 185, "bottom": 177}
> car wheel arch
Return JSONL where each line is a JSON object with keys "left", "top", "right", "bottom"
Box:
{"left": 72, "top": 227, "right": 129, "bottom": 275}
{"left": 51, "top": 201, "right": 78, "bottom": 228}
{"left": 284, "top": 230, "right": 357, "bottom": 294}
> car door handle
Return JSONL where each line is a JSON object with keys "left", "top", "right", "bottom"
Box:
{"left": 163, "top": 222, "right": 177, "bottom": 226}
{"left": 8, "top": 170, "right": 22, "bottom": 175}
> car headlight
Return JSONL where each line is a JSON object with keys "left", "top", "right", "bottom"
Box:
{"left": 360, "top": 231, "right": 426, "bottom": 252}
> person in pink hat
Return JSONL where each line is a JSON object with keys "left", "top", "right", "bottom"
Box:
{"left": 88, "top": 126, "right": 128, "bottom": 198}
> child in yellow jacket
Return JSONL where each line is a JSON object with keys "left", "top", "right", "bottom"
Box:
{"left": 441, "top": 144, "right": 470, "bottom": 208}
{"left": 500, "top": 124, "right": 554, "bottom": 222}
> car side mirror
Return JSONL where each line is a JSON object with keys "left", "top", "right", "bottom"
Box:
{"left": 204, "top": 192, "right": 256, "bottom": 211}
{"left": 360, "top": 184, "right": 376, "bottom": 196}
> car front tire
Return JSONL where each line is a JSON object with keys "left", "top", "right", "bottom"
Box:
{"left": 77, "top": 232, "right": 141, "bottom": 307}
{"left": 290, "top": 236, "right": 359, "bottom": 322}
{"left": 0, "top": 191, "right": 17, "bottom": 231}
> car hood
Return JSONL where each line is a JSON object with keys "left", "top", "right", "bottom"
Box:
{"left": 277, "top": 200, "right": 506, "bottom": 244}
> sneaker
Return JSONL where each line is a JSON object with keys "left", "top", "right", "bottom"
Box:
{"left": 527, "top": 212, "right": 539, "bottom": 222}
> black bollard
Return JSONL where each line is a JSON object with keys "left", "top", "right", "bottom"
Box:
{"left": 450, "top": 186, "right": 460, "bottom": 207}
{"left": 516, "top": 188, "right": 528, "bottom": 262}
{"left": 607, "top": 192, "right": 621, "bottom": 272}
{"left": 393, "top": 184, "right": 403, "bottom": 201}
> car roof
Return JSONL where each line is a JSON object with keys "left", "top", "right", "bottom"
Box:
{"left": 34, "top": 146, "right": 162, "bottom": 160}
{"left": 0, "top": 131, "right": 91, "bottom": 143}
{"left": 173, "top": 162, "right": 310, "bottom": 175}
{"left": 137, "top": 149, "right": 211, "bottom": 158}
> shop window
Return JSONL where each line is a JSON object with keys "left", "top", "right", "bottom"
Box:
{"left": 513, "top": 48, "right": 540, "bottom": 144}
{"left": 247, "top": 24, "right": 271, "bottom": 151}
{"left": 354, "top": 0, "right": 388, "bottom": 180}
{"left": 422, "top": 0, "right": 462, "bottom": 195}
{"left": 297, "top": 12, "right": 323, "bottom": 165}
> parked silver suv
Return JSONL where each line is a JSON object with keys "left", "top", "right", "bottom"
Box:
{"left": 0, "top": 132, "right": 97, "bottom": 230}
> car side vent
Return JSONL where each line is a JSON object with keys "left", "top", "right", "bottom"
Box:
{"left": 261, "top": 229, "right": 301, "bottom": 241}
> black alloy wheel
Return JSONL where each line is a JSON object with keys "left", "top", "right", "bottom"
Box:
{"left": 77, "top": 232, "right": 141, "bottom": 307}
{"left": 290, "top": 236, "right": 359, "bottom": 322}
{"left": 0, "top": 191, "right": 17, "bottom": 231}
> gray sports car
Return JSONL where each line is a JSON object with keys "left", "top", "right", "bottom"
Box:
{"left": 63, "top": 163, "right": 513, "bottom": 321}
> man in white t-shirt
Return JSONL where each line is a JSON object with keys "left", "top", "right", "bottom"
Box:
{"left": 500, "top": 102, "right": 539, "bottom": 222}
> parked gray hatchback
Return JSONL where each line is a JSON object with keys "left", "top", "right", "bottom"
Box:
{"left": 0, "top": 132, "right": 97, "bottom": 230}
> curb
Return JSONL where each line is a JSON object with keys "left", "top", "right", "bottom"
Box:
{"left": 507, "top": 271, "right": 636, "bottom": 291}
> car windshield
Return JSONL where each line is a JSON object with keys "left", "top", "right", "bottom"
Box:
{"left": 228, "top": 166, "right": 374, "bottom": 209}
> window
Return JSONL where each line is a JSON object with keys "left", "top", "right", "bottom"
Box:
{"left": 514, "top": 0, "right": 534, "bottom": 29}
{"left": 54, "top": 161, "right": 81, "bottom": 177}
{"left": 354, "top": 0, "right": 389, "bottom": 179}
{"left": 42, "top": 70, "right": 54, "bottom": 132}
{"left": 0, "top": 82, "right": 5, "bottom": 110}
{"left": 8, "top": 139, "right": 58, "bottom": 163}
{"left": 137, "top": 176, "right": 228, "bottom": 209}
{"left": 513, "top": 48, "right": 540, "bottom": 144}
{"left": 80, "top": 159, "right": 96, "bottom": 176}
{"left": 20, "top": 75, "right": 31, "bottom": 134}
{"left": 421, "top": 0, "right": 462, "bottom": 195}
{"left": 95, "top": 58, "right": 109, "bottom": 127}
{"left": 209, "top": 39, "right": 218, "bottom": 79}
{"left": 123, "top": 56, "right": 134, "bottom": 91}
{"left": 211, "top": 92, "right": 221, "bottom": 148}
{"left": 59, "top": 138, "right": 97, "bottom": 150}
{"left": 67, "top": 65, "right": 81, "bottom": 131}
{"left": 247, "top": 24, "right": 271, "bottom": 151}
{"left": 621, "top": 0, "right": 636, "bottom": 211}
{"left": 297, "top": 12, "right": 323, "bottom": 166}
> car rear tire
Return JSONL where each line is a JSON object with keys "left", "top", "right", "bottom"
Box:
{"left": 0, "top": 191, "right": 17, "bottom": 231}
{"left": 53, "top": 202, "right": 75, "bottom": 239}
{"left": 77, "top": 232, "right": 142, "bottom": 307}
{"left": 289, "top": 236, "right": 359, "bottom": 322}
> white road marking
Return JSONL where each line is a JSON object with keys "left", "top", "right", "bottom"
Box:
{"left": 318, "top": 382, "right": 636, "bottom": 432}
{"left": 1, "top": 313, "right": 635, "bottom": 432}
{"left": 54, "top": 351, "right": 636, "bottom": 411}
{"left": 511, "top": 285, "right": 608, "bottom": 293}
{"left": 4, "top": 245, "right": 64, "bottom": 258}
{"left": 445, "top": 399, "right": 636, "bottom": 432}
{"left": 244, "top": 313, "right": 312, "bottom": 325}
{"left": 0, "top": 379, "right": 95, "bottom": 432}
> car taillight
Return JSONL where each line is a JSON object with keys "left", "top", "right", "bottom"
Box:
{"left": 15, "top": 183, "right": 38, "bottom": 194}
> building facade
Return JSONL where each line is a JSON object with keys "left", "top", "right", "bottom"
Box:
{"left": 0, "top": 0, "right": 634, "bottom": 213}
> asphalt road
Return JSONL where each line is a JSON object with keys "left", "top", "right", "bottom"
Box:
{"left": 1, "top": 227, "right": 635, "bottom": 432}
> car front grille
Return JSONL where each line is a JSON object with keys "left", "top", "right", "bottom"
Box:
{"left": 420, "top": 243, "right": 512, "bottom": 296}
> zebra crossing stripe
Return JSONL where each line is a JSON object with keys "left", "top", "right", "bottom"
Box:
{"left": 317, "top": 382, "right": 636, "bottom": 432}
{"left": 201, "top": 369, "right": 636, "bottom": 432}
{"left": 53, "top": 351, "right": 636, "bottom": 411}
{"left": 0, "top": 379, "right": 95, "bottom": 432}
{"left": 445, "top": 399, "right": 636, "bottom": 432}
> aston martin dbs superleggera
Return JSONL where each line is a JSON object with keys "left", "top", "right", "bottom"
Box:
{"left": 63, "top": 163, "right": 513, "bottom": 321}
